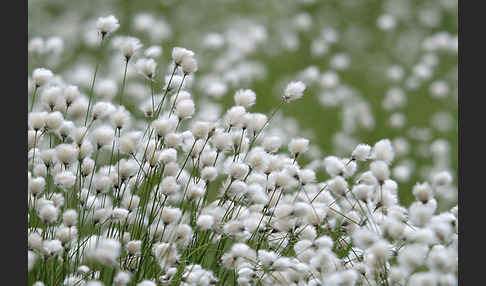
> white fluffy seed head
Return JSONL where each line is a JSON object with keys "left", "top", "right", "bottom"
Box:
{"left": 409, "top": 200, "right": 437, "bottom": 227}
{"left": 63, "top": 85, "right": 80, "bottom": 106}
{"left": 288, "top": 138, "right": 309, "bottom": 157}
{"left": 135, "top": 58, "right": 157, "bottom": 79}
{"left": 298, "top": 169, "right": 316, "bottom": 185}
{"left": 111, "top": 107, "right": 130, "bottom": 130}
{"left": 69, "top": 97, "right": 88, "bottom": 118}
{"left": 172, "top": 47, "right": 195, "bottom": 65}
{"left": 196, "top": 214, "right": 215, "bottom": 230}
{"left": 54, "top": 171, "right": 76, "bottom": 189}
{"left": 201, "top": 166, "right": 218, "bottom": 182}
{"left": 41, "top": 86, "right": 62, "bottom": 111}
{"left": 40, "top": 148, "right": 57, "bottom": 167}
{"left": 29, "top": 112, "right": 46, "bottom": 131}
{"left": 228, "top": 163, "right": 249, "bottom": 180}
{"left": 29, "top": 177, "right": 45, "bottom": 196}
{"left": 212, "top": 132, "right": 232, "bottom": 152}
{"left": 118, "top": 159, "right": 138, "bottom": 181}
{"left": 32, "top": 68, "right": 53, "bottom": 87}
{"left": 152, "top": 117, "right": 178, "bottom": 138}
{"left": 191, "top": 121, "right": 212, "bottom": 139}
{"left": 176, "top": 99, "right": 195, "bottom": 119}
{"left": 92, "top": 101, "right": 116, "bottom": 120}
{"left": 160, "top": 207, "right": 182, "bottom": 225}
{"left": 373, "top": 139, "right": 395, "bottom": 164}
{"left": 324, "top": 156, "right": 345, "bottom": 177}
{"left": 413, "top": 182, "right": 434, "bottom": 203}
{"left": 161, "top": 176, "right": 180, "bottom": 195}
{"left": 79, "top": 141, "right": 94, "bottom": 160}
{"left": 159, "top": 148, "right": 177, "bottom": 164}
{"left": 56, "top": 226, "right": 77, "bottom": 243}
{"left": 247, "top": 113, "right": 267, "bottom": 134}
{"left": 86, "top": 237, "right": 121, "bottom": 266}
{"left": 165, "top": 132, "right": 182, "bottom": 148}
{"left": 42, "top": 239, "right": 63, "bottom": 257}
{"left": 29, "top": 37, "right": 44, "bottom": 56}
{"left": 63, "top": 209, "right": 78, "bottom": 227}
{"left": 262, "top": 136, "right": 282, "bottom": 153}
{"left": 38, "top": 204, "right": 58, "bottom": 224}
{"left": 351, "top": 144, "right": 371, "bottom": 161}
{"left": 432, "top": 171, "right": 453, "bottom": 187}
{"left": 234, "top": 89, "right": 256, "bottom": 108}
{"left": 283, "top": 81, "right": 306, "bottom": 102}
{"left": 59, "top": 121, "right": 75, "bottom": 139}
{"left": 328, "top": 176, "right": 348, "bottom": 197}
{"left": 55, "top": 144, "right": 78, "bottom": 165}
{"left": 91, "top": 125, "right": 114, "bottom": 149}
{"left": 93, "top": 174, "right": 112, "bottom": 194}
{"left": 119, "top": 36, "right": 142, "bottom": 60}
{"left": 370, "top": 160, "right": 390, "bottom": 183}
{"left": 77, "top": 265, "right": 90, "bottom": 275}
{"left": 45, "top": 112, "right": 64, "bottom": 131}
{"left": 181, "top": 56, "right": 198, "bottom": 74}
{"left": 369, "top": 240, "right": 392, "bottom": 262}
{"left": 126, "top": 240, "right": 142, "bottom": 255}
{"left": 352, "top": 184, "right": 373, "bottom": 202}
{"left": 28, "top": 232, "right": 43, "bottom": 251}
{"left": 225, "top": 106, "right": 246, "bottom": 128}
{"left": 96, "top": 15, "right": 120, "bottom": 36}
{"left": 246, "top": 150, "right": 268, "bottom": 172}
{"left": 357, "top": 170, "right": 378, "bottom": 186}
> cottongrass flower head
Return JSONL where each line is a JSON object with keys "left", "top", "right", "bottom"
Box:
{"left": 32, "top": 68, "right": 53, "bottom": 88}
{"left": 135, "top": 58, "right": 157, "bottom": 79}
{"left": 96, "top": 15, "right": 120, "bottom": 38}
{"left": 118, "top": 36, "right": 143, "bottom": 60}
{"left": 283, "top": 81, "right": 306, "bottom": 102}
{"left": 172, "top": 47, "right": 195, "bottom": 66}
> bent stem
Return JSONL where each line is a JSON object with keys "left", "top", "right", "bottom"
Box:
{"left": 244, "top": 100, "right": 285, "bottom": 161}
{"left": 154, "top": 64, "right": 178, "bottom": 118}
{"left": 30, "top": 85, "right": 39, "bottom": 112}
{"left": 149, "top": 78, "right": 155, "bottom": 120}
{"left": 84, "top": 37, "right": 106, "bottom": 126}
{"left": 168, "top": 73, "right": 187, "bottom": 117}
{"left": 31, "top": 130, "right": 38, "bottom": 172}
{"left": 119, "top": 58, "right": 129, "bottom": 106}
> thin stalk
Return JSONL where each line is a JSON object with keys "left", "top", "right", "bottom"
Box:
{"left": 176, "top": 139, "right": 197, "bottom": 180}
{"left": 149, "top": 79, "right": 155, "bottom": 120}
{"left": 30, "top": 85, "right": 39, "bottom": 111}
{"left": 244, "top": 100, "right": 285, "bottom": 161}
{"left": 119, "top": 58, "right": 129, "bottom": 106}
{"left": 31, "top": 130, "right": 38, "bottom": 171}
{"left": 87, "top": 149, "right": 100, "bottom": 193}
{"left": 154, "top": 64, "right": 178, "bottom": 118}
{"left": 84, "top": 37, "right": 105, "bottom": 126}
{"left": 168, "top": 73, "right": 187, "bottom": 117}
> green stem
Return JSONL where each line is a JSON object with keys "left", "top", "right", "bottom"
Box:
{"left": 154, "top": 64, "right": 178, "bottom": 118}
{"left": 169, "top": 73, "right": 187, "bottom": 117}
{"left": 30, "top": 85, "right": 38, "bottom": 112}
{"left": 84, "top": 38, "right": 105, "bottom": 126}
{"left": 120, "top": 59, "right": 129, "bottom": 106}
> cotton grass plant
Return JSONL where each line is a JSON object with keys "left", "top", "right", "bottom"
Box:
{"left": 28, "top": 9, "right": 457, "bottom": 286}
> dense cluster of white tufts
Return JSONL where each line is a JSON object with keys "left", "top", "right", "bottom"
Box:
{"left": 27, "top": 2, "right": 458, "bottom": 285}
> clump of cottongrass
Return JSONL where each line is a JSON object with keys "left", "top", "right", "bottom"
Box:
{"left": 27, "top": 11, "right": 457, "bottom": 286}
